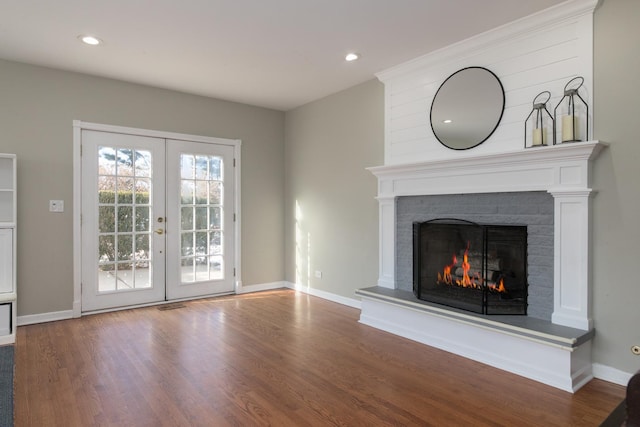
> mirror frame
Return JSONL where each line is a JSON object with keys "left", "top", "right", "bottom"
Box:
{"left": 430, "top": 66, "right": 505, "bottom": 151}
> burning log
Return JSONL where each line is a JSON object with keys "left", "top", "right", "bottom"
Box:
{"left": 437, "top": 242, "right": 507, "bottom": 294}
{"left": 456, "top": 252, "right": 501, "bottom": 270}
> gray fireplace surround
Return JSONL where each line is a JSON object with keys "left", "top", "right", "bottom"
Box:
{"left": 395, "top": 191, "right": 554, "bottom": 320}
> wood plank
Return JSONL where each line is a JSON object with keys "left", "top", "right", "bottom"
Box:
{"left": 14, "top": 290, "right": 625, "bottom": 426}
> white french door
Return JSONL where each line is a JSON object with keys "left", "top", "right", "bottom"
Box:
{"left": 81, "top": 130, "right": 236, "bottom": 312}
{"left": 165, "top": 140, "right": 235, "bottom": 299}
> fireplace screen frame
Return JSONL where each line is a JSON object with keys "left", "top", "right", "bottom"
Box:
{"left": 413, "top": 219, "right": 528, "bottom": 315}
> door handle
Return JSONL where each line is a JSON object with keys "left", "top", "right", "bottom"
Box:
{"left": 154, "top": 229, "right": 164, "bottom": 235}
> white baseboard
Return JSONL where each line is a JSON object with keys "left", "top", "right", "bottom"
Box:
{"left": 236, "top": 281, "right": 286, "bottom": 294}
{"left": 284, "top": 281, "right": 361, "bottom": 309}
{"left": 593, "top": 363, "right": 634, "bottom": 386}
{"left": 18, "top": 310, "right": 74, "bottom": 326}
{"left": 17, "top": 282, "right": 287, "bottom": 325}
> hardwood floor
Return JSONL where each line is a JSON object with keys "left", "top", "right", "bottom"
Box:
{"left": 15, "top": 289, "right": 624, "bottom": 426}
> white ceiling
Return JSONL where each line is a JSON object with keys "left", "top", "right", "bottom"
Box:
{"left": 0, "top": 0, "right": 565, "bottom": 111}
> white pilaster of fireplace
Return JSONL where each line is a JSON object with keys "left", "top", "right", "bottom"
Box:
{"left": 550, "top": 189, "right": 593, "bottom": 330}
{"left": 377, "top": 196, "right": 396, "bottom": 289}
{"left": 368, "top": 141, "right": 605, "bottom": 330}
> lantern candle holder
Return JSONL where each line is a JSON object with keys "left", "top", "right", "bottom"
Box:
{"left": 524, "top": 91, "right": 553, "bottom": 149}
{"left": 553, "top": 76, "right": 589, "bottom": 144}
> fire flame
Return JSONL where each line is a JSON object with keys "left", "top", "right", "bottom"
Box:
{"left": 436, "top": 242, "right": 506, "bottom": 294}
{"left": 437, "top": 255, "right": 456, "bottom": 284}
{"left": 488, "top": 278, "right": 506, "bottom": 293}
{"left": 460, "top": 247, "right": 473, "bottom": 287}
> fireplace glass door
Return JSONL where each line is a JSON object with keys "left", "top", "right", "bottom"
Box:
{"left": 413, "top": 220, "right": 527, "bottom": 315}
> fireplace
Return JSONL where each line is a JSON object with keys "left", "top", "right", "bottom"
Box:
{"left": 356, "top": 1, "right": 602, "bottom": 392}
{"left": 361, "top": 141, "right": 604, "bottom": 392}
{"left": 413, "top": 220, "right": 527, "bottom": 315}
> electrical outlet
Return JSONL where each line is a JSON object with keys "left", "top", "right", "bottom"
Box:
{"left": 49, "top": 200, "right": 64, "bottom": 213}
{"left": 314, "top": 270, "right": 322, "bottom": 279}
{"left": 632, "top": 345, "right": 640, "bottom": 355}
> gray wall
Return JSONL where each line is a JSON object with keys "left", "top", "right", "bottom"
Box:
{"left": 0, "top": 58, "right": 285, "bottom": 316}
{"left": 592, "top": 0, "right": 640, "bottom": 374}
{"left": 284, "top": 79, "right": 383, "bottom": 299}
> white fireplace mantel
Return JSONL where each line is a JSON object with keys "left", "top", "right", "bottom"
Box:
{"left": 367, "top": 141, "right": 606, "bottom": 331}
{"left": 360, "top": 0, "right": 601, "bottom": 393}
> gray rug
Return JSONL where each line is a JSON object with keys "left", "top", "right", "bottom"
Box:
{"left": 0, "top": 345, "right": 13, "bottom": 427}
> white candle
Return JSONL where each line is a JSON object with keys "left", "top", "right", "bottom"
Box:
{"left": 562, "top": 115, "right": 578, "bottom": 142}
{"left": 532, "top": 128, "right": 545, "bottom": 146}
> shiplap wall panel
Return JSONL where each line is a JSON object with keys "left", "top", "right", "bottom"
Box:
{"left": 377, "top": 0, "right": 596, "bottom": 166}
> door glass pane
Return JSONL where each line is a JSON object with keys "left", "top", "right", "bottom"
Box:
{"left": 209, "top": 182, "right": 222, "bottom": 204}
{"left": 99, "top": 206, "right": 115, "bottom": 233}
{"left": 195, "top": 182, "right": 208, "bottom": 204}
{"left": 135, "top": 207, "right": 149, "bottom": 231}
{"left": 116, "top": 149, "right": 134, "bottom": 176}
{"left": 181, "top": 258, "right": 194, "bottom": 283}
{"left": 118, "top": 234, "right": 133, "bottom": 260}
{"left": 134, "top": 150, "right": 151, "bottom": 177}
{"left": 181, "top": 207, "right": 194, "bottom": 231}
{"left": 181, "top": 232, "right": 193, "bottom": 256}
{"left": 195, "top": 232, "right": 207, "bottom": 255}
{"left": 98, "top": 176, "right": 116, "bottom": 202}
{"left": 135, "top": 178, "right": 150, "bottom": 203}
{"left": 97, "top": 145, "right": 154, "bottom": 293}
{"left": 181, "top": 155, "right": 195, "bottom": 179}
{"left": 209, "top": 157, "right": 222, "bottom": 180}
{"left": 116, "top": 263, "right": 133, "bottom": 290}
{"left": 118, "top": 206, "right": 133, "bottom": 232}
{"left": 181, "top": 181, "right": 194, "bottom": 204}
{"left": 209, "top": 207, "right": 221, "bottom": 229}
{"left": 195, "top": 207, "right": 207, "bottom": 230}
{"left": 98, "top": 235, "right": 115, "bottom": 262}
{"left": 195, "top": 257, "right": 208, "bottom": 281}
{"left": 179, "top": 153, "right": 225, "bottom": 283}
{"left": 117, "top": 178, "right": 134, "bottom": 203}
{"left": 210, "top": 255, "right": 223, "bottom": 279}
{"left": 135, "top": 234, "right": 150, "bottom": 261}
{"left": 195, "top": 156, "right": 208, "bottom": 180}
{"left": 210, "top": 231, "right": 222, "bottom": 255}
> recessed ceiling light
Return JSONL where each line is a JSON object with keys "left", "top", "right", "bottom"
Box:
{"left": 345, "top": 53, "right": 359, "bottom": 62}
{"left": 79, "top": 35, "right": 102, "bottom": 46}
{"left": 443, "top": 119, "right": 453, "bottom": 124}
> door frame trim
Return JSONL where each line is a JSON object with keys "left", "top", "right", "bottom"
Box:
{"left": 72, "top": 120, "right": 242, "bottom": 317}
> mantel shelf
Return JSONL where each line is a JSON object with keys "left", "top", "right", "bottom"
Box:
{"left": 367, "top": 141, "right": 606, "bottom": 199}
{"left": 368, "top": 140, "right": 606, "bottom": 179}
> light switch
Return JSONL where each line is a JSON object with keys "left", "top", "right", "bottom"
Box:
{"left": 49, "top": 200, "right": 64, "bottom": 213}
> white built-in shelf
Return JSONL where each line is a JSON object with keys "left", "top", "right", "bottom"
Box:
{"left": 0, "top": 153, "right": 16, "bottom": 345}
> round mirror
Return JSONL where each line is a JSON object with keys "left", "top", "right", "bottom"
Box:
{"left": 430, "top": 67, "right": 505, "bottom": 150}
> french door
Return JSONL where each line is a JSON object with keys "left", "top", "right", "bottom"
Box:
{"left": 165, "top": 139, "right": 235, "bottom": 300}
{"left": 81, "top": 130, "right": 235, "bottom": 312}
